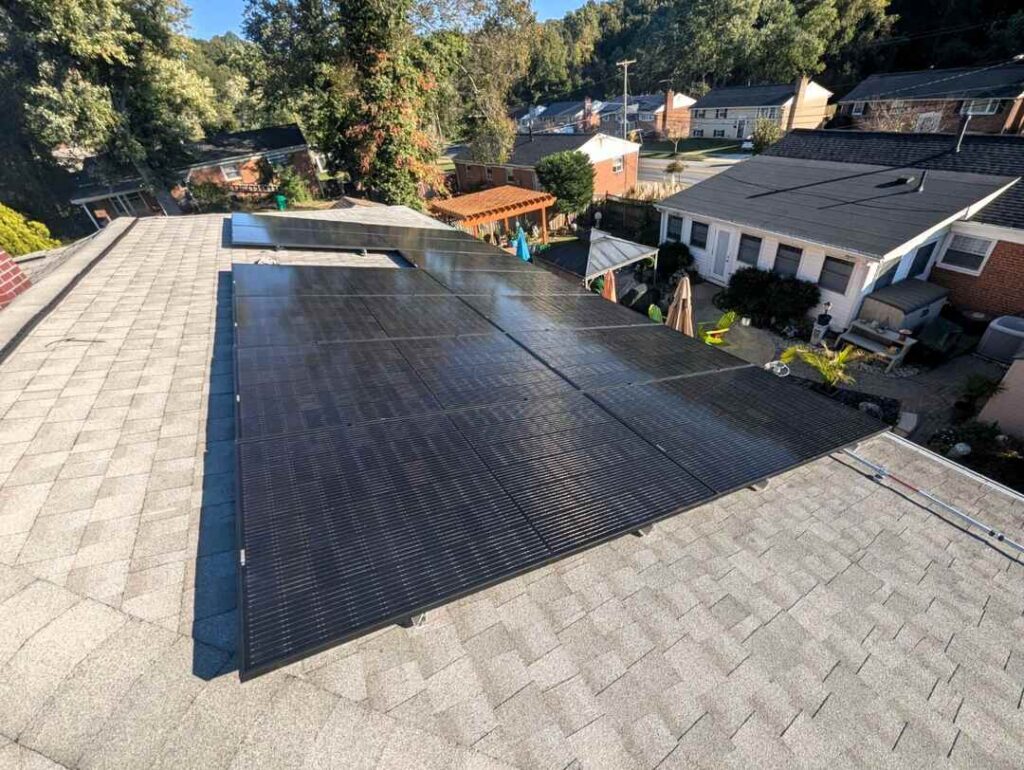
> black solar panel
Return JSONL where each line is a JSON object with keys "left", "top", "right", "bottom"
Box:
{"left": 593, "top": 367, "right": 885, "bottom": 493}
{"left": 232, "top": 229, "right": 885, "bottom": 679}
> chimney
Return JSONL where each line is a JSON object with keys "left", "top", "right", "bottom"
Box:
{"left": 663, "top": 90, "right": 674, "bottom": 136}
{"left": 787, "top": 75, "right": 810, "bottom": 132}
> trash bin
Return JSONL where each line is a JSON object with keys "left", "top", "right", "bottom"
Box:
{"left": 274, "top": 194, "right": 288, "bottom": 211}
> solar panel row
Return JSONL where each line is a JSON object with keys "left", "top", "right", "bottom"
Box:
{"left": 232, "top": 215, "right": 885, "bottom": 678}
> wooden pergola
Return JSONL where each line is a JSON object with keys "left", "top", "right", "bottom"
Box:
{"left": 430, "top": 185, "right": 557, "bottom": 244}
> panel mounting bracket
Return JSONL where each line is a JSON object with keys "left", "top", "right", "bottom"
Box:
{"left": 399, "top": 613, "right": 427, "bottom": 628}
{"left": 632, "top": 524, "right": 655, "bottom": 538}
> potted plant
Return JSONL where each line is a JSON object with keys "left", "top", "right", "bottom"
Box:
{"left": 781, "top": 342, "right": 865, "bottom": 394}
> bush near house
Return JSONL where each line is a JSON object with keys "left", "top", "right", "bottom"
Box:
{"left": 276, "top": 166, "right": 314, "bottom": 203}
{"left": 536, "top": 151, "right": 594, "bottom": 216}
{"left": 0, "top": 203, "right": 59, "bottom": 256}
{"left": 188, "top": 182, "right": 232, "bottom": 213}
{"left": 656, "top": 241, "right": 693, "bottom": 280}
{"left": 716, "top": 267, "right": 820, "bottom": 328}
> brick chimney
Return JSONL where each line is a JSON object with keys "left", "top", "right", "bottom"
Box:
{"left": 583, "top": 96, "right": 593, "bottom": 132}
{"left": 787, "top": 76, "right": 810, "bottom": 131}
{"left": 662, "top": 90, "right": 674, "bottom": 135}
{"left": 0, "top": 251, "right": 31, "bottom": 310}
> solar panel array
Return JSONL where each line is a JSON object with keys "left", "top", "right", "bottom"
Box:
{"left": 231, "top": 214, "right": 885, "bottom": 678}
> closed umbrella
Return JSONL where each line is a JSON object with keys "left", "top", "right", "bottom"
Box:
{"left": 667, "top": 274, "right": 694, "bottom": 337}
{"left": 600, "top": 269, "right": 617, "bottom": 303}
{"left": 514, "top": 227, "right": 531, "bottom": 262}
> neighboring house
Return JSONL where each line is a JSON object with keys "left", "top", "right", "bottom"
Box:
{"left": 69, "top": 124, "right": 320, "bottom": 229}
{"left": 655, "top": 152, "right": 1017, "bottom": 330}
{"left": 452, "top": 133, "right": 641, "bottom": 198}
{"left": 598, "top": 92, "right": 694, "bottom": 138}
{"left": 531, "top": 99, "right": 602, "bottom": 133}
{"left": 689, "top": 78, "right": 832, "bottom": 140}
{"left": 836, "top": 62, "right": 1024, "bottom": 135}
{"left": 511, "top": 104, "right": 546, "bottom": 132}
{"left": 765, "top": 129, "right": 1024, "bottom": 317}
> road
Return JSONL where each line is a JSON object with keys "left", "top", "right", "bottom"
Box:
{"left": 638, "top": 154, "right": 747, "bottom": 187}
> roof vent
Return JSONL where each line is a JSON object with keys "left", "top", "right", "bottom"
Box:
{"left": 916, "top": 170, "right": 927, "bottom": 193}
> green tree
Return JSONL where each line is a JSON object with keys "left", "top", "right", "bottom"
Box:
{"left": 535, "top": 151, "right": 594, "bottom": 216}
{"left": 0, "top": 0, "right": 219, "bottom": 223}
{"left": 0, "top": 203, "right": 60, "bottom": 256}
{"left": 751, "top": 117, "right": 782, "bottom": 153}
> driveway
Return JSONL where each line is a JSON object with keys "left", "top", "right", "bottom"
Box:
{"left": 638, "top": 155, "right": 746, "bottom": 186}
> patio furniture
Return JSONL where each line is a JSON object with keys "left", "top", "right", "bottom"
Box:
{"left": 838, "top": 319, "right": 916, "bottom": 372}
{"left": 698, "top": 310, "right": 737, "bottom": 346}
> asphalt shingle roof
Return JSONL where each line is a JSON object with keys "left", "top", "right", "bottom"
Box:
{"left": 840, "top": 62, "right": 1024, "bottom": 102}
{"left": 693, "top": 84, "right": 796, "bottom": 109}
{"left": 0, "top": 213, "right": 1023, "bottom": 766}
{"left": 659, "top": 155, "right": 1017, "bottom": 259}
{"left": 765, "top": 129, "right": 1024, "bottom": 230}
{"left": 454, "top": 134, "right": 592, "bottom": 167}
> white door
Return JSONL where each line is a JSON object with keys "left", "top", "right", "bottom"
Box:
{"left": 736, "top": 119, "right": 746, "bottom": 139}
{"left": 711, "top": 229, "right": 730, "bottom": 282}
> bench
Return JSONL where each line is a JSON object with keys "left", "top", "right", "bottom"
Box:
{"left": 839, "top": 321, "right": 916, "bottom": 373}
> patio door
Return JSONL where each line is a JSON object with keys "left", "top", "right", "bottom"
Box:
{"left": 710, "top": 228, "right": 730, "bottom": 282}
{"left": 736, "top": 119, "right": 746, "bottom": 139}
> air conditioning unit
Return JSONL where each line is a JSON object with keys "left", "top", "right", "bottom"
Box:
{"left": 977, "top": 315, "right": 1024, "bottom": 363}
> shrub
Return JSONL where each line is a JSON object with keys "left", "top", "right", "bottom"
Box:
{"left": 276, "top": 166, "right": 314, "bottom": 203}
{"left": 716, "top": 267, "right": 820, "bottom": 327}
{"left": 751, "top": 117, "right": 782, "bottom": 154}
{"left": 0, "top": 203, "right": 59, "bottom": 256}
{"left": 189, "top": 181, "right": 232, "bottom": 212}
{"left": 656, "top": 240, "right": 692, "bottom": 279}
{"left": 781, "top": 343, "right": 865, "bottom": 390}
{"left": 536, "top": 151, "right": 595, "bottom": 216}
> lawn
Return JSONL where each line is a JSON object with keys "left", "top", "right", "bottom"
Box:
{"left": 640, "top": 137, "right": 742, "bottom": 158}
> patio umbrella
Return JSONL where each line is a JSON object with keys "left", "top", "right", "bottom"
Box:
{"left": 666, "top": 274, "right": 694, "bottom": 337}
{"left": 514, "top": 227, "right": 531, "bottom": 262}
{"left": 600, "top": 269, "right": 617, "bottom": 303}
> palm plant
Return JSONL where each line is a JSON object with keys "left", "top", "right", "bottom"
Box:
{"left": 781, "top": 342, "right": 865, "bottom": 390}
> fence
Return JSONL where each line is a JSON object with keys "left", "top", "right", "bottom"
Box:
{"left": 583, "top": 195, "right": 661, "bottom": 246}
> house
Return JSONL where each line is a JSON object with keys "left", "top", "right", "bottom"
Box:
{"left": 655, "top": 152, "right": 1018, "bottom": 330}
{"left": 765, "top": 128, "right": 1024, "bottom": 317}
{"left": 835, "top": 62, "right": 1024, "bottom": 135}
{"left": 452, "top": 132, "right": 641, "bottom": 198}
{"left": 1, "top": 208, "right": 1022, "bottom": 767}
{"left": 511, "top": 104, "right": 546, "bottom": 132}
{"left": 689, "top": 78, "right": 832, "bottom": 140}
{"left": 69, "top": 124, "right": 320, "bottom": 229}
{"left": 598, "top": 92, "right": 694, "bottom": 138}
{"left": 530, "top": 99, "right": 602, "bottom": 133}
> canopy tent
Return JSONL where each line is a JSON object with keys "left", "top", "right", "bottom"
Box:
{"left": 429, "top": 185, "right": 556, "bottom": 244}
{"left": 583, "top": 229, "right": 659, "bottom": 286}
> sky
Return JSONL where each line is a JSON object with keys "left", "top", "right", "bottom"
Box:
{"left": 184, "top": 0, "right": 587, "bottom": 39}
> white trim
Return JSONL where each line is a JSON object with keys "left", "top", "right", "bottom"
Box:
{"left": 952, "top": 219, "right": 1024, "bottom": 245}
{"left": 180, "top": 144, "right": 308, "bottom": 172}
{"left": 934, "top": 231, "right": 996, "bottom": 276}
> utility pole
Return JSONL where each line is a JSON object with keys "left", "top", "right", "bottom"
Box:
{"left": 617, "top": 59, "right": 636, "bottom": 140}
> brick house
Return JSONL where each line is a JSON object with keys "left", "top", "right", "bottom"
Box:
{"left": 453, "top": 133, "right": 641, "bottom": 199}
{"left": 835, "top": 63, "right": 1024, "bottom": 135}
{"left": 689, "top": 78, "right": 832, "bottom": 140}
{"left": 70, "top": 124, "right": 320, "bottom": 229}
{"left": 763, "top": 129, "right": 1024, "bottom": 318}
{"left": 527, "top": 99, "right": 602, "bottom": 134}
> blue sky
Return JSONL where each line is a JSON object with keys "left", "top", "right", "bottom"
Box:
{"left": 184, "top": 0, "right": 586, "bottom": 38}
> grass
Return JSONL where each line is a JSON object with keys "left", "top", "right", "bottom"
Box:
{"left": 640, "top": 138, "right": 742, "bottom": 158}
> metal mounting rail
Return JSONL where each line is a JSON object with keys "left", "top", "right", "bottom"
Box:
{"left": 841, "top": 448, "right": 1024, "bottom": 556}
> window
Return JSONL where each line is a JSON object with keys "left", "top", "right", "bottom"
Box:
{"left": 693, "top": 109, "right": 707, "bottom": 119}
{"left": 713, "top": 129, "right": 725, "bottom": 138}
{"left": 851, "top": 102, "right": 865, "bottom": 117}
{"left": 962, "top": 99, "right": 1000, "bottom": 116}
{"left": 485, "top": 167, "right": 493, "bottom": 182}
{"left": 874, "top": 259, "right": 898, "bottom": 289}
{"left": 221, "top": 163, "right": 243, "bottom": 181}
{"left": 756, "top": 107, "right": 779, "bottom": 119}
{"left": 714, "top": 108, "right": 728, "bottom": 119}
{"left": 506, "top": 168, "right": 516, "bottom": 183}
{"left": 908, "top": 241, "right": 937, "bottom": 278}
{"left": 638, "top": 112, "right": 654, "bottom": 122}
{"left": 667, "top": 215, "right": 683, "bottom": 242}
{"left": 265, "top": 151, "right": 290, "bottom": 166}
{"left": 692, "top": 129, "right": 705, "bottom": 137}
{"left": 818, "top": 256, "right": 854, "bottom": 294}
{"left": 773, "top": 244, "right": 802, "bottom": 277}
{"left": 689, "top": 221, "right": 709, "bottom": 249}
{"left": 939, "top": 234, "right": 993, "bottom": 273}
{"left": 736, "top": 234, "right": 762, "bottom": 266}
{"left": 612, "top": 156, "right": 624, "bottom": 174}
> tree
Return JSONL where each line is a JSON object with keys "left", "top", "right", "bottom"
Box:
{"left": 666, "top": 159, "right": 685, "bottom": 184}
{"left": 0, "top": 0, "right": 220, "bottom": 225}
{"left": 666, "top": 126, "right": 688, "bottom": 156}
{"left": 0, "top": 203, "right": 59, "bottom": 256}
{"left": 751, "top": 117, "right": 782, "bottom": 153}
{"left": 535, "top": 151, "right": 594, "bottom": 216}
